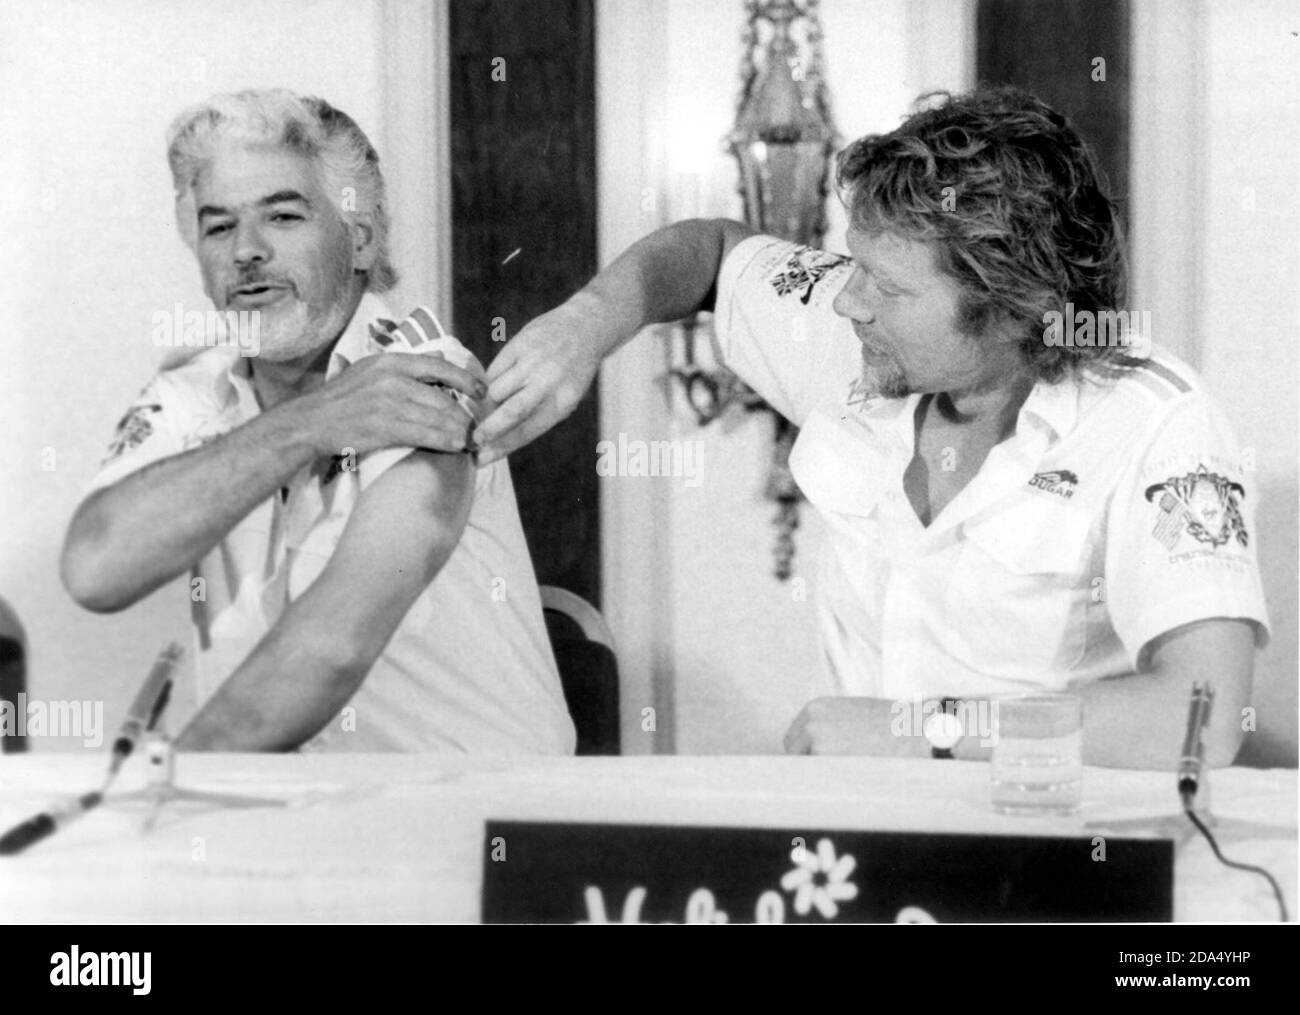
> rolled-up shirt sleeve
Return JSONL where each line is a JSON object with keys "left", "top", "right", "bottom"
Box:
{"left": 357, "top": 306, "right": 484, "bottom": 490}
{"left": 711, "top": 235, "right": 858, "bottom": 426}
{"left": 1104, "top": 391, "right": 1270, "bottom": 666}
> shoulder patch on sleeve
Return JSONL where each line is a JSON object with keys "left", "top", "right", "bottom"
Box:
{"left": 768, "top": 246, "right": 852, "bottom": 305}
{"left": 1143, "top": 463, "right": 1249, "bottom": 554}
{"left": 103, "top": 401, "right": 162, "bottom": 462}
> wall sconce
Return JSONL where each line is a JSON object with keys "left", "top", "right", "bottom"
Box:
{"left": 669, "top": 0, "right": 836, "bottom": 580}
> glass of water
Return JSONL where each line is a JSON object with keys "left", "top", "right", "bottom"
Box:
{"left": 989, "top": 694, "right": 1083, "bottom": 816}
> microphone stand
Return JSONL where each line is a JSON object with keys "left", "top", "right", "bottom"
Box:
{"left": 108, "top": 722, "right": 287, "bottom": 832}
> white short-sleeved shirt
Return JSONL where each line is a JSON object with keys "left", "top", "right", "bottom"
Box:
{"left": 89, "top": 293, "right": 576, "bottom": 754}
{"left": 714, "top": 236, "right": 1271, "bottom": 700}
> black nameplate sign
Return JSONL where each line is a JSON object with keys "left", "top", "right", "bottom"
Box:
{"left": 481, "top": 822, "right": 1174, "bottom": 923}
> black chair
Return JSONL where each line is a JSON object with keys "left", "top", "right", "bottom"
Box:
{"left": 0, "top": 596, "right": 27, "bottom": 753}
{"left": 540, "top": 586, "right": 620, "bottom": 756}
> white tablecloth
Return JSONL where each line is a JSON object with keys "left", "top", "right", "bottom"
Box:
{"left": 0, "top": 753, "right": 1293, "bottom": 922}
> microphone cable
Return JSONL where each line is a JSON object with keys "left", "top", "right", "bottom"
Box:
{"left": 1182, "top": 804, "right": 1288, "bottom": 923}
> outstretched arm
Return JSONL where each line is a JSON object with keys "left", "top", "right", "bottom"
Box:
{"left": 475, "top": 218, "right": 756, "bottom": 464}
{"left": 175, "top": 448, "right": 474, "bottom": 751}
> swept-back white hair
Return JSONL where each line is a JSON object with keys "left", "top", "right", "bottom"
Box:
{"left": 166, "top": 89, "right": 396, "bottom": 292}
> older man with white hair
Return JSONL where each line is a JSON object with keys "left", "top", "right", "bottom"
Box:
{"left": 61, "top": 90, "right": 575, "bottom": 755}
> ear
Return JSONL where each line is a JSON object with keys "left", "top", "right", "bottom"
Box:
{"left": 347, "top": 213, "right": 379, "bottom": 274}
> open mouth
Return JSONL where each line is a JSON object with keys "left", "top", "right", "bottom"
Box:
{"left": 229, "top": 283, "right": 289, "bottom": 307}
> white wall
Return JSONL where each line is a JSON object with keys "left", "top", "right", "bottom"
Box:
{"left": 0, "top": 0, "right": 445, "bottom": 749}
{"left": 1198, "top": 0, "right": 1298, "bottom": 765}
{"left": 1132, "top": 0, "right": 1299, "bottom": 765}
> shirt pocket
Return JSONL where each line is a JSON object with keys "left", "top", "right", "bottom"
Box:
{"left": 941, "top": 500, "right": 1093, "bottom": 683}
{"left": 790, "top": 408, "right": 890, "bottom": 519}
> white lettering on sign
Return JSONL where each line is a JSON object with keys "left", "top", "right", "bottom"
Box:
{"left": 581, "top": 885, "right": 750, "bottom": 924}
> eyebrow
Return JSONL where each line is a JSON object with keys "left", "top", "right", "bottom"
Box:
{"left": 197, "top": 190, "right": 312, "bottom": 221}
{"left": 847, "top": 236, "right": 913, "bottom": 292}
{"left": 860, "top": 258, "right": 908, "bottom": 291}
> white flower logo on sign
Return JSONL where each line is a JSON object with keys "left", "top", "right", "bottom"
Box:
{"left": 780, "top": 837, "right": 858, "bottom": 919}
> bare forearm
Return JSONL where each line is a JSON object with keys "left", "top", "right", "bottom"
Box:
{"left": 175, "top": 619, "right": 363, "bottom": 752}
{"left": 572, "top": 217, "right": 740, "bottom": 350}
{"left": 955, "top": 671, "right": 1241, "bottom": 768}
{"left": 789, "top": 674, "right": 1246, "bottom": 771}
{"left": 1068, "top": 620, "right": 1254, "bottom": 769}
{"left": 477, "top": 218, "right": 753, "bottom": 463}
{"left": 62, "top": 399, "right": 321, "bottom": 612}
{"left": 1069, "top": 670, "right": 1246, "bottom": 770}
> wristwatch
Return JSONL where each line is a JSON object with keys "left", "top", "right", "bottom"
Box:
{"left": 922, "top": 697, "right": 963, "bottom": 759}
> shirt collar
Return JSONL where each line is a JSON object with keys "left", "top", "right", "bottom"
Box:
{"left": 845, "top": 371, "right": 1081, "bottom": 458}
{"left": 1016, "top": 373, "right": 1081, "bottom": 445}
{"left": 326, "top": 292, "right": 395, "bottom": 379}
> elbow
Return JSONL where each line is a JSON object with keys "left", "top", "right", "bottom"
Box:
{"left": 60, "top": 526, "right": 131, "bottom": 614}
{"left": 295, "top": 626, "right": 375, "bottom": 696}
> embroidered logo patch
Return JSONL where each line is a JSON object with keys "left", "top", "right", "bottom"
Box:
{"left": 104, "top": 403, "right": 162, "bottom": 461}
{"left": 1144, "top": 464, "right": 1248, "bottom": 550}
{"left": 1028, "top": 470, "right": 1078, "bottom": 499}
{"left": 770, "top": 246, "right": 851, "bottom": 305}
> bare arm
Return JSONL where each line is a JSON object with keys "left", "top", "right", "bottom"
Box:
{"left": 476, "top": 217, "right": 756, "bottom": 464}
{"left": 61, "top": 353, "right": 484, "bottom": 613}
{"left": 175, "top": 448, "right": 474, "bottom": 751}
{"left": 784, "top": 618, "right": 1255, "bottom": 770}
{"left": 1068, "top": 617, "right": 1254, "bottom": 769}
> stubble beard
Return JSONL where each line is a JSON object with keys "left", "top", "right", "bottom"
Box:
{"left": 860, "top": 351, "right": 913, "bottom": 400}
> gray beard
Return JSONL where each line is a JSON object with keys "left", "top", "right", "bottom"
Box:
{"left": 253, "top": 298, "right": 351, "bottom": 364}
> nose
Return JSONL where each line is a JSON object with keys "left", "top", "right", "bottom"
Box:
{"left": 833, "top": 268, "right": 875, "bottom": 324}
{"left": 233, "top": 220, "right": 271, "bottom": 269}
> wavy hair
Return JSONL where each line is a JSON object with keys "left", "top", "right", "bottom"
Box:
{"left": 836, "top": 86, "right": 1129, "bottom": 380}
{"left": 166, "top": 89, "right": 396, "bottom": 293}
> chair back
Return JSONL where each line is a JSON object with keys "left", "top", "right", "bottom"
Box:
{"left": 540, "top": 586, "right": 619, "bottom": 755}
{"left": 0, "top": 597, "right": 28, "bottom": 753}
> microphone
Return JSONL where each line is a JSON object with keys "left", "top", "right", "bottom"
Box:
{"left": 1177, "top": 682, "right": 1214, "bottom": 807}
{"left": 106, "top": 642, "right": 183, "bottom": 781}
{"left": 0, "top": 791, "right": 103, "bottom": 856}
{"left": 0, "top": 643, "right": 182, "bottom": 857}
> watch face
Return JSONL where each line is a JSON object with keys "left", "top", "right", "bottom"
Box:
{"left": 923, "top": 711, "right": 963, "bottom": 750}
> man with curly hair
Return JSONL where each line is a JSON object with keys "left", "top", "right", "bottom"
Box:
{"left": 474, "top": 87, "right": 1268, "bottom": 769}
